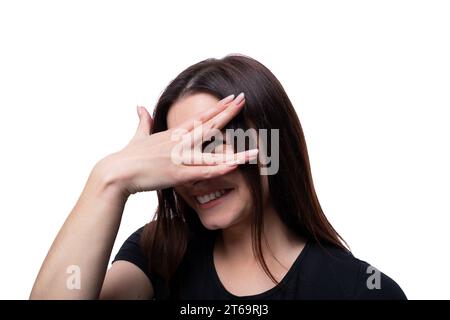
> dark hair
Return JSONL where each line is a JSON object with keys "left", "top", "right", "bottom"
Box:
{"left": 141, "top": 54, "right": 347, "bottom": 287}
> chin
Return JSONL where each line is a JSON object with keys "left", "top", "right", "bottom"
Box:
{"left": 196, "top": 204, "right": 251, "bottom": 231}
{"left": 197, "top": 211, "right": 239, "bottom": 231}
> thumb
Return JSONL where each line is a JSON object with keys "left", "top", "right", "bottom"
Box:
{"left": 134, "top": 105, "right": 153, "bottom": 138}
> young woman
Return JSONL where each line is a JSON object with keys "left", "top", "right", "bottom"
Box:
{"left": 30, "top": 55, "right": 406, "bottom": 300}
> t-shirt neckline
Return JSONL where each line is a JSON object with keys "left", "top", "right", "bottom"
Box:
{"left": 208, "top": 238, "right": 311, "bottom": 299}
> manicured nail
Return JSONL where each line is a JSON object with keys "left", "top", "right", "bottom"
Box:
{"left": 246, "top": 149, "right": 259, "bottom": 158}
{"left": 234, "top": 92, "right": 245, "bottom": 104}
{"left": 221, "top": 94, "right": 235, "bottom": 104}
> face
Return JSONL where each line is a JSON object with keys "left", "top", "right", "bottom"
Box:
{"left": 167, "top": 93, "right": 256, "bottom": 230}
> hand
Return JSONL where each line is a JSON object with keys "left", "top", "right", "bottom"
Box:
{"left": 95, "top": 93, "right": 258, "bottom": 197}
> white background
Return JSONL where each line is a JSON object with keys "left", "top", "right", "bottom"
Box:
{"left": 0, "top": 0, "right": 449, "bottom": 299}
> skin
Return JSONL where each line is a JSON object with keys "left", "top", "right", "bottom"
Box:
{"left": 29, "top": 92, "right": 305, "bottom": 299}
{"left": 169, "top": 93, "right": 306, "bottom": 296}
{"left": 168, "top": 94, "right": 255, "bottom": 231}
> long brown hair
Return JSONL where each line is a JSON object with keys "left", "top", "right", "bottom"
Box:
{"left": 141, "top": 54, "right": 347, "bottom": 288}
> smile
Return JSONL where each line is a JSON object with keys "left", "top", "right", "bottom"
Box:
{"left": 194, "top": 188, "right": 233, "bottom": 208}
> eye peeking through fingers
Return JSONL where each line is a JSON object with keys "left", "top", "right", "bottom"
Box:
{"left": 201, "top": 136, "right": 227, "bottom": 154}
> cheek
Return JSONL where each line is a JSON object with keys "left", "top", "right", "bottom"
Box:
{"left": 236, "top": 183, "right": 252, "bottom": 204}
{"left": 230, "top": 175, "right": 253, "bottom": 213}
{"left": 233, "top": 174, "right": 270, "bottom": 215}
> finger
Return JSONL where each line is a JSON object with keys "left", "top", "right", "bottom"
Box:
{"left": 134, "top": 106, "right": 153, "bottom": 138}
{"left": 191, "top": 93, "right": 245, "bottom": 145}
{"left": 180, "top": 163, "right": 240, "bottom": 183}
{"left": 176, "top": 94, "right": 236, "bottom": 131}
{"left": 204, "top": 92, "right": 245, "bottom": 131}
{"left": 217, "top": 94, "right": 237, "bottom": 107}
{"left": 182, "top": 149, "right": 259, "bottom": 166}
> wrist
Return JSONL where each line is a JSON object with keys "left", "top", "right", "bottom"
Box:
{"left": 88, "top": 155, "right": 131, "bottom": 204}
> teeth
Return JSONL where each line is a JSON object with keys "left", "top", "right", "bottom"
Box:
{"left": 196, "top": 189, "right": 228, "bottom": 205}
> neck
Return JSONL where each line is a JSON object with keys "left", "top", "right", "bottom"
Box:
{"left": 216, "top": 204, "right": 304, "bottom": 267}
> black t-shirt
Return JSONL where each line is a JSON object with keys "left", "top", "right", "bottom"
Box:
{"left": 112, "top": 227, "right": 407, "bottom": 300}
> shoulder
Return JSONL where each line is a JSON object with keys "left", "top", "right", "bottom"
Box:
{"left": 113, "top": 224, "right": 211, "bottom": 299}
{"left": 301, "top": 242, "right": 407, "bottom": 300}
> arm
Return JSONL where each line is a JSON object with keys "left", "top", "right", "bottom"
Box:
{"left": 100, "top": 261, "right": 154, "bottom": 300}
{"left": 101, "top": 227, "right": 154, "bottom": 300}
{"left": 30, "top": 94, "right": 254, "bottom": 299}
{"left": 29, "top": 162, "right": 129, "bottom": 299}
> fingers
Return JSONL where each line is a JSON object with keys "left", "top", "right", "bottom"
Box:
{"left": 204, "top": 92, "right": 245, "bottom": 131}
{"left": 181, "top": 149, "right": 259, "bottom": 166}
{"left": 190, "top": 93, "right": 245, "bottom": 146}
{"left": 181, "top": 148, "right": 258, "bottom": 182}
{"left": 180, "top": 163, "right": 240, "bottom": 183}
{"left": 134, "top": 106, "right": 153, "bottom": 138}
{"left": 176, "top": 94, "right": 237, "bottom": 131}
{"left": 218, "top": 94, "right": 237, "bottom": 107}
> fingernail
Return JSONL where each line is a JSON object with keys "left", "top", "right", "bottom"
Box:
{"left": 246, "top": 149, "right": 259, "bottom": 158}
{"left": 234, "top": 92, "right": 245, "bottom": 104}
{"left": 221, "top": 94, "right": 235, "bottom": 104}
{"left": 136, "top": 105, "right": 141, "bottom": 116}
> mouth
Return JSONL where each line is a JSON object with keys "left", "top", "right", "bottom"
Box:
{"left": 194, "top": 188, "right": 234, "bottom": 210}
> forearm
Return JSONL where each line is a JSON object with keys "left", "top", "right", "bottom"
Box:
{"left": 30, "top": 161, "right": 127, "bottom": 299}
{"left": 29, "top": 96, "right": 248, "bottom": 299}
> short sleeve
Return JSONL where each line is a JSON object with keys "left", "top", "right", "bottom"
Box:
{"left": 353, "top": 261, "right": 407, "bottom": 300}
{"left": 112, "top": 227, "right": 152, "bottom": 281}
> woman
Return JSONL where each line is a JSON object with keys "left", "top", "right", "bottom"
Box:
{"left": 30, "top": 55, "right": 406, "bottom": 300}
